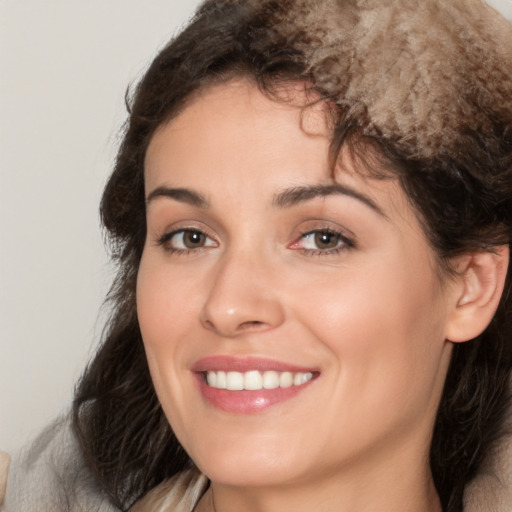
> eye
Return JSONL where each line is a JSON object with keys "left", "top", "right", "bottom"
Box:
{"left": 158, "top": 229, "right": 217, "bottom": 252}
{"left": 291, "top": 228, "right": 354, "bottom": 255}
{"left": 302, "top": 231, "right": 343, "bottom": 250}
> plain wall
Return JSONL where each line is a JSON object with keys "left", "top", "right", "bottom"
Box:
{"left": 487, "top": 0, "right": 512, "bottom": 20}
{"left": 0, "top": 0, "right": 203, "bottom": 453}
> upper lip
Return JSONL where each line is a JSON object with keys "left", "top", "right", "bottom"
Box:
{"left": 191, "top": 356, "right": 318, "bottom": 373}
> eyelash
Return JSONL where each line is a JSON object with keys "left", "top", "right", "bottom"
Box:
{"left": 156, "top": 228, "right": 217, "bottom": 255}
{"left": 156, "top": 227, "right": 355, "bottom": 256}
{"left": 292, "top": 228, "right": 355, "bottom": 256}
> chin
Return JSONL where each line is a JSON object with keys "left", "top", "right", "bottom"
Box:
{"left": 185, "top": 432, "right": 307, "bottom": 487}
{"left": 199, "top": 457, "right": 301, "bottom": 488}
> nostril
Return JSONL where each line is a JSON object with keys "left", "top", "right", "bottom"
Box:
{"left": 201, "top": 315, "right": 269, "bottom": 336}
{"left": 203, "top": 319, "right": 215, "bottom": 330}
{"left": 238, "top": 320, "right": 265, "bottom": 331}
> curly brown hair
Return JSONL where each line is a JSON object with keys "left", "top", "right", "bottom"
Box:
{"left": 73, "top": 1, "right": 512, "bottom": 511}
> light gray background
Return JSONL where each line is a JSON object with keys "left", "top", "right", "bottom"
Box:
{"left": 488, "top": 0, "right": 512, "bottom": 20}
{"left": 1, "top": 0, "right": 511, "bottom": 455}
{"left": 0, "top": 0, "right": 203, "bottom": 453}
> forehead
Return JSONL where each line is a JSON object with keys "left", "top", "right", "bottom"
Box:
{"left": 145, "top": 78, "right": 332, "bottom": 186}
{"left": 145, "top": 78, "right": 412, "bottom": 220}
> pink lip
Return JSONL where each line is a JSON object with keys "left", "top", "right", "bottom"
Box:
{"left": 191, "top": 356, "right": 316, "bottom": 373}
{"left": 191, "top": 356, "right": 318, "bottom": 414}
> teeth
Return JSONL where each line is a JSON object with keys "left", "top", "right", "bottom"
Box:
{"left": 280, "top": 372, "right": 293, "bottom": 388}
{"left": 226, "top": 371, "right": 244, "bottom": 390}
{"left": 217, "top": 371, "right": 227, "bottom": 389}
{"left": 206, "top": 370, "right": 313, "bottom": 391}
{"left": 244, "top": 370, "right": 262, "bottom": 390}
{"left": 206, "top": 371, "right": 217, "bottom": 387}
{"left": 263, "top": 371, "right": 279, "bottom": 389}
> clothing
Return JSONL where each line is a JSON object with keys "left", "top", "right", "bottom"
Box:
{"left": 0, "top": 416, "right": 207, "bottom": 512}
{"left": 1, "top": 417, "right": 115, "bottom": 512}
{"left": 130, "top": 471, "right": 207, "bottom": 512}
{"left": 1, "top": 415, "right": 512, "bottom": 511}
{"left": 0, "top": 452, "right": 9, "bottom": 506}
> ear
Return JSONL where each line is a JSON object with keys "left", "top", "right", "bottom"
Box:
{"left": 445, "top": 246, "right": 509, "bottom": 343}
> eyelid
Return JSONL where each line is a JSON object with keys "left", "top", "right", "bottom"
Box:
{"left": 288, "top": 224, "right": 356, "bottom": 255}
{"left": 156, "top": 225, "right": 218, "bottom": 253}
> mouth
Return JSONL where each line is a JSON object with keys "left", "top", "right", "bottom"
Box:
{"left": 204, "top": 370, "right": 314, "bottom": 390}
{"left": 192, "top": 356, "right": 319, "bottom": 414}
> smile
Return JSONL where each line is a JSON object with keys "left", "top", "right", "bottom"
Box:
{"left": 192, "top": 357, "right": 318, "bottom": 413}
{"left": 206, "top": 370, "right": 314, "bottom": 391}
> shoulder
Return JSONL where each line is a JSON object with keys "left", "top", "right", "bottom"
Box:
{"left": 0, "top": 450, "right": 9, "bottom": 507}
{"left": 1, "top": 415, "right": 117, "bottom": 512}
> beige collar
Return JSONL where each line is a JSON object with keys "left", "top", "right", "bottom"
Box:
{"left": 130, "top": 468, "right": 208, "bottom": 512}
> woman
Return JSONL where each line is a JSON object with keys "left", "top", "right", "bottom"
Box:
{"left": 3, "top": 0, "right": 512, "bottom": 511}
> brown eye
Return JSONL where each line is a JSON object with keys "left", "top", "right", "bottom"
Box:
{"left": 160, "top": 229, "right": 216, "bottom": 252}
{"left": 294, "top": 229, "right": 353, "bottom": 254}
{"left": 314, "top": 231, "right": 340, "bottom": 249}
{"left": 183, "top": 230, "right": 206, "bottom": 248}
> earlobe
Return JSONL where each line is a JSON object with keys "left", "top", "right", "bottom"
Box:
{"left": 445, "top": 246, "right": 509, "bottom": 343}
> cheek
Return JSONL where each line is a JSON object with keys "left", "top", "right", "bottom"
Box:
{"left": 136, "top": 257, "right": 197, "bottom": 403}
{"left": 290, "top": 257, "right": 449, "bottom": 408}
{"left": 136, "top": 257, "right": 212, "bottom": 448}
{"left": 137, "top": 256, "right": 199, "bottom": 348}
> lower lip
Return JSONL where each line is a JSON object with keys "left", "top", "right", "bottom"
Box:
{"left": 194, "top": 373, "right": 316, "bottom": 414}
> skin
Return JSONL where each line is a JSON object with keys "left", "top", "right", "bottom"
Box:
{"left": 136, "top": 78, "right": 463, "bottom": 512}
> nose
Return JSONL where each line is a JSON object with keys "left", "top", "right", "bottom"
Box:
{"left": 200, "top": 251, "right": 285, "bottom": 337}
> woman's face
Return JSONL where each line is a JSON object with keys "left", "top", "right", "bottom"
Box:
{"left": 137, "top": 79, "right": 456, "bottom": 490}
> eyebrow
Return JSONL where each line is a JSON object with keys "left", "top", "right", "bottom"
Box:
{"left": 273, "top": 184, "right": 385, "bottom": 216}
{"left": 146, "top": 183, "right": 385, "bottom": 217}
{"left": 146, "top": 186, "right": 209, "bottom": 208}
